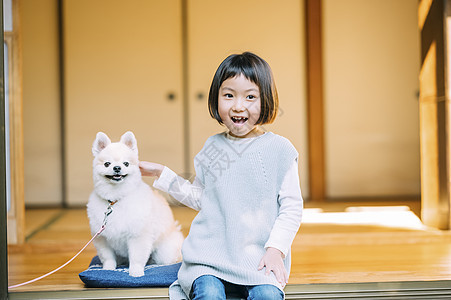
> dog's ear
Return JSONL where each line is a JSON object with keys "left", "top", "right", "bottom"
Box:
{"left": 120, "top": 131, "right": 138, "bottom": 155}
{"left": 92, "top": 132, "right": 111, "bottom": 156}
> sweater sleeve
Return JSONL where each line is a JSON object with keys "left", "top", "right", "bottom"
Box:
{"left": 264, "top": 160, "right": 303, "bottom": 257}
{"left": 153, "top": 166, "right": 203, "bottom": 211}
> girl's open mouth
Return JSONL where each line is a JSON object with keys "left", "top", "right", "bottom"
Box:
{"left": 231, "top": 116, "right": 248, "bottom": 124}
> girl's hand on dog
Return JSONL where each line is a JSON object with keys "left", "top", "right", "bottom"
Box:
{"left": 139, "top": 161, "right": 164, "bottom": 178}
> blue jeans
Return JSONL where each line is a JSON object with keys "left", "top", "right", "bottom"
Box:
{"left": 189, "top": 275, "right": 284, "bottom": 300}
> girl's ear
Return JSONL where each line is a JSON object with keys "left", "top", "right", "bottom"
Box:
{"left": 120, "top": 131, "right": 138, "bottom": 155}
{"left": 92, "top": 132, "right": 111, "bottom": 156}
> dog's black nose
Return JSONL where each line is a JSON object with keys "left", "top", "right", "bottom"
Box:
{"left": 113, "top": 166, "right": 121, "bottom": 173}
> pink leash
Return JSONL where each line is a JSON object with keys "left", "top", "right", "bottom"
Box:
{"left": 8, "top": 225, "right": 105, "bottom": 289}
{"left": 8, "top": 200, "right": 117, "bottom": 289}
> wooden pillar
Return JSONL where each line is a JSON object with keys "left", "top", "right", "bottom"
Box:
{"left": 418, "top": 0, "right": 451, "bottom": 229}
{"left": 6, "top": 0, "right": 25, "bottom": 244}
{"left": 0, "top": 0, "right": 8, "bottom": 296}
{"left": 305, "top": 0, "right": 325, "bottom": 201}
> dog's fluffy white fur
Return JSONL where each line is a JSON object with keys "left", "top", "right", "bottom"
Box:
{"left": 87, "top": 131, "right": 183, "bottom": 277}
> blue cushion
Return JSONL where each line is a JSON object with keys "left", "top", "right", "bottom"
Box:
{"left": 79, "top": 256, "right": 181, "bottom": 288}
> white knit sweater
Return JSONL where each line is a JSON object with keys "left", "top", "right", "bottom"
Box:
{"left": 154, "top": 132, "right": 303, "bottom": 299}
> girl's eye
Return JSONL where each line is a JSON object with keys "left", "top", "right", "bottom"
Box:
{"left": 247, "top": 95, "right": 257, "bottom": 100}
{"left": 104, "top": 162, "right": 111, "bottom": 167}
{"left": 224, "top": 93, "right": 233, "bottom": 98}
{"left": 123, "top": 162, "right": 129, "bottom": 167}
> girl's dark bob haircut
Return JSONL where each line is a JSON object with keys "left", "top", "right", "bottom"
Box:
{"left": 208, "top": 52, "right": 279, "bottom": 125}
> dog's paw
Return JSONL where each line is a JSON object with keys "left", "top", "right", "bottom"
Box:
{"left": 129, "top": 265, "right": 145, "bottom": 277}
{"left": 102, "top": 260, "right": 117, "bottom": 270}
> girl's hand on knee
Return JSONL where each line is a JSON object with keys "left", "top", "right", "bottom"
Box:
{"left": 139, "top": 161, "right": 164, "bottom": 177}
{"left": 258, "top": 247, "right": 288, "bottom": 287}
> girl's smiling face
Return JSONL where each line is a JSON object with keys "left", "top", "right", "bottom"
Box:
{"left": 218, "top": 74, "right": 263, "bottom": 138}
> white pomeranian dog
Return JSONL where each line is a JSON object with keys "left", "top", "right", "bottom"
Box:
{"left": 87, "top": 131, "right": 184, "bottom": 277}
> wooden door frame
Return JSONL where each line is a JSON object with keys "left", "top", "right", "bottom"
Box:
{"left": 305, "top": 0, "right": 326, "bottom": 201}
{"left": 1, "top": 0, "right": 8, "bottom": 295}
{"left": 5, "top": 0, "right": 25, "bottom": 244}
{"left": 418, "top": 0, "right": 451, "bottom": 230}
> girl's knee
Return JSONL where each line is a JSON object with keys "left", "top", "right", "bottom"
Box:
{"left": 190, "top": 275, "right": 226, "bottom": 300}
{"left": 247, "top": 284, "right": 284, "bottom": 300}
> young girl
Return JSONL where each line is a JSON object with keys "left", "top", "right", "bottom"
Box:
{"left": 140, "top": 52, "right": 303, "bottom": 300}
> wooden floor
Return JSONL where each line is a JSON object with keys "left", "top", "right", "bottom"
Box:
{"left": 7, "top": 199, "right": 451, "bottom": 298}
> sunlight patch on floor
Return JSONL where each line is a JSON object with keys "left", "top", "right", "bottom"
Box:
{"left": 302, "top": 206, "right": 425, "bottom": 230}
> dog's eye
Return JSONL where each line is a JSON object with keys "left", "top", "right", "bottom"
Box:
{"left": 123, "top": 162, "right": 129, "bottom": 167}
{"left": 104, "top": 162, "right": 111, "bottom": 167}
